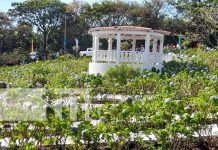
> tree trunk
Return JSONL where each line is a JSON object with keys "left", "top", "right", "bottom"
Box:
{"left": 43, "top": 32, "right": 48, "bottom": 52}
{"left": 0, "top": 41, "right": 2, "bottom": 54}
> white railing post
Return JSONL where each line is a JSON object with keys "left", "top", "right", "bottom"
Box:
{"left": 116, "top": 33, "right": 121, "bottom": 64}
{"left": 132, "top": 38, "right": 136, "bottom": 51}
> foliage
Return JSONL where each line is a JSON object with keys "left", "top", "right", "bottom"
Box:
{"left": 81, "top": 0, "right": 134, "bottom": 27}
{"left": 171, "top": 0, "right": 218, "bottom": 46}
{"left": 104, "top": 64, "right": 140, "bottom": 86}
{"left": 0, "top": 11, "right": 12, "bottom": 32}
{"left": 0, "top": 48, "right": 218, "bottom": 149}
{"left": 0, "top": 57, "right": 90, "bottom": 88}
{"left": 0, "top": 51, "right": 29, "bottom": 66}
{"left": 0, "top": 12, "right": 33, "bottom": 54}
{"left": 0, "top": 0, "right": 218, "bottom": 148}
{"left": 138, "top": 0, "right": 167, "bottom": 28}
{"left": 9, "top": 0, "right": 66, "bottom": 51}
{"left": 120, "top": 41, "right": 131, "bottom": 50}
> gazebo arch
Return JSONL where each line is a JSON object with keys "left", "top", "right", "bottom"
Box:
{"left": 88, "top": 26, "right": 171, "bottom": 75}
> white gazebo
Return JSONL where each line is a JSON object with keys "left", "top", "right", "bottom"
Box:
{"left": 88, "top": 26, "right": 172, "bottom": 75}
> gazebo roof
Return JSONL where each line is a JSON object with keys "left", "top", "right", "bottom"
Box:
{"left": 89, "top": 26, "right": 170, "bottom": 35}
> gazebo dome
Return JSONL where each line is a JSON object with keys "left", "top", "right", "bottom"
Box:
{"left": 88, "top": 26, "right": 173, "bottom": 75}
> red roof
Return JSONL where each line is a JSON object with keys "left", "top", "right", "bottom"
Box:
{"left": 89, "top": 26, "right": 170, "bottom": 35}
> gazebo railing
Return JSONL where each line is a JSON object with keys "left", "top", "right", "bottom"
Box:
{"left": 94, "top": 50, "right": 116, "bottom": 62}
{"left": 93, "top": 50, "right": 164, "bottom": 64}
{"left": 120, "top": 51, "right": 144, "bottom": 63}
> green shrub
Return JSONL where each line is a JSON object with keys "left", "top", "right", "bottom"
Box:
{"left": 104, "top": 64, "right": 140, "bottom": 86}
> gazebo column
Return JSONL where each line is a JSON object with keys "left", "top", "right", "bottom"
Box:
{"left": 159, "top": 36, "right": 164, "bottom": 53}
{"left": 116, "top": 33, "right": 121, "bottom": 63}
{"left": 131, "top": 38, "right": 136, "bottom": 62}
{"left": 153, "top": 36, "right": 158, "bottom": 52}
{"left": 145, "top": 33, "right": 150, "bottom": 54}
{"left": 145, "top": 33, "right": 151, "bottom": 64}
{"left": 108, "top": 37, "right": 112, "bottom": 51}
{"left": 93, "top": 34, "right": 99, "bottom": 63}
{"left": 145, "top": 33, "right": 150, "bottom": 53}
{"left": 96, "top": 36, "right": 99, "bottom": 50}
{"left": 108, "top": 37, "right": 113, "bottom": 62}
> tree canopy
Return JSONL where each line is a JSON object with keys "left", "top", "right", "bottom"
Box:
{"left": 171, "top": 0, "right": 218, "bottom": 45}
{"left": 9, "top": 0, "right": 66, "bottom": 51}
{"left": 81, "top": 1, "right": 134, "bottom": 27}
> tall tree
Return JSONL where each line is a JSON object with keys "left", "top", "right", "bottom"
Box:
{"left": 14, "top": 22, "right": 33, "bottom": 51}
{"left": 171, "top": 0, "right": 218, "bottom": 46}
{"left": 65, "top": 0, "right": 91, "bottom": 51}
{"left": 0, "top": 12, "right": 12, "bottom": 30}
{"left": 0, "top": 12, "right": 13, "bottom": 53}
{"left": 139, "top": 0, "right": 167, "bottom": 29}
{"left": 9, "top": 0, "right": 66, "bottom": 52}
{"left": 81, "top": 0, "right": 134, "bottom": 27}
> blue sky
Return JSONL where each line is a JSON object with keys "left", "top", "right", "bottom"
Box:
{"left": 0, "top": 0, "right": 102, "bottom": 12}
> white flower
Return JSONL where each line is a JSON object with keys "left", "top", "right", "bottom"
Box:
{"left": 210, "top": 95, "right": 218, "bottom": 101}
{"left": 84, "top": 82, "right": 89, "bottom": 87}
{"left": 143, "top": 75, "right": 147, "bottom": 79}
{"left": 135, "top": 95, "right": 142, "bottom": 100}
{"left": 184, "top": 106, "right": 191, "bottom": 110}
{"left": 53, "top": 101, "right": 62, "bottom": 108}
{"left": 102, "top": 94, "right": 108, "bottom": 99}
{"left": 124, "top": 96, "right": 133, "bottom": 101}
{"left": 31, "top": 105, "right": 39, "bottom": 111}
{"left": 40, "top": 113, "right": 46, "bottom": 118}
{"left": 22, "top": 102, "right": 33, "bottom": 110}
{"left": 74, "top": 75, "right": 80, "bottom": 81}
{"left": 36, "top": 82, "right": 43, "bottom": 88}
{"left": 164, "top": 98, "right": 172, "bottom": 104}
{"left": 169, "top": 81, "right": 175, "bottom": 87}
{"left": 171, "top": 74, "right": 176, "bottom": 77}
{"left": 82, "top": 129, "right": 88, "bottom": 135}
{"left": 148, "top": 73, "right": 152, "bottom": 76}
{"left": 115, "top": 83, "right": 119, "bottom": 86}
{"left": 148, "top": 95, "right": 154, "bottom": 101}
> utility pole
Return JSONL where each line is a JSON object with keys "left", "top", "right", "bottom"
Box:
{"left": 64, "top": 14, "right": 67, "bottom": 53}
{"left": 31, "top": 38, "right": 34, "bottom": 52}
